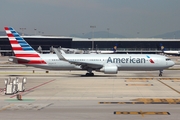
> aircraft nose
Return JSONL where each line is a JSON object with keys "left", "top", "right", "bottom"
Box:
{"left": 170, "top": 61, "right": 175, "bottom": 67}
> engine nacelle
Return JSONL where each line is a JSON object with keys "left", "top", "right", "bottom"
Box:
{"left": 99, "top": 65, "right": 118, "bottom": 74}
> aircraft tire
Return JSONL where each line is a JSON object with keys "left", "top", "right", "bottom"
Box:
{"left": 159, "top": 73, "right": 162, "bottom": 77}
{"left": 85, "top": 73, "right": 94, "bottom": 76}
{"left": 90, "top": 73, "right": 94, "bottom": 76}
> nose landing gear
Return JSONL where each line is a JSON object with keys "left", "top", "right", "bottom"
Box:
{"left": 159, "top": 70, "right": 163, "bottom": 77}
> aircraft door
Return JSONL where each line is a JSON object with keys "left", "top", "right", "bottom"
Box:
{"left": 166, "top": 59, "right": 169, "bottom": 65}
{"left": 155, "top": 59, "right": 158, "bottom": 64}
{"left": 151, "top": 58, "right": 158, "bottom": 64}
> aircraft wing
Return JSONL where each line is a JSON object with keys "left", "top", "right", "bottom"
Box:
{"left": 54, "top": 48, "right": 103, "bottom": 69}
{"left": 68, "top": 61, "right": 103, "bottom": 69}
{"left": 53, "top": 48, "right": 67, "bottom": 61}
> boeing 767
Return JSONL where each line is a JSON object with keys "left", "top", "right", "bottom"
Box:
{"left": 5, "top": 27, "right": 174, "bottom": 76}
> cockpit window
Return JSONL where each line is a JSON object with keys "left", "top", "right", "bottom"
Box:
{"left": 166, "top": 58, "right": 171, "bottom": 61}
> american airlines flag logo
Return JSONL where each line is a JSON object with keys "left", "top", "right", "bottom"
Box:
{"left": 146, "top": 55, "right": 154, "bottom": 63}
{"left": 4, "top": 27, "right": 46, "bottom": 64}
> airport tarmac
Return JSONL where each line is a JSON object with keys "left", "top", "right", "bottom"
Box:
{"left": 0, "top": 56, "right": 180, "bottom": 120}
{"left": 0, "top": 67, "right": 180, "bottom": 120}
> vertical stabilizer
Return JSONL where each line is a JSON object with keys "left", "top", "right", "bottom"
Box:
{"left": 4, "top": 27, "right": 46, "bottom": 64}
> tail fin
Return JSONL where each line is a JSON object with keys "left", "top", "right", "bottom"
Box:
{"left": 160, "top": 43, "right": 165, "bottom": 52}
{"left": 112, "top": 44, "right": 118, "bottom": 52}
{"left": 4, "top": 27, "right": 46, "bottom": 64}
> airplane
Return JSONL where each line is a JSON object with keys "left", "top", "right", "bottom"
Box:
{"left": 54, "top": 48, "right": 174, "bottom": 77}
{"left": 160, "top": 43, "right": 180, "bottom": 55}
{"left": 89, "top": 44, "right": 117, "bottom": 54}
{"left": 60, "top": 44, "right": 117, "bottom": 54}
{"left": 60, "top": 47, "right": 85, "bottom": 54}
{"left": 5, "top": 27, "right": 175, "bottom": 77}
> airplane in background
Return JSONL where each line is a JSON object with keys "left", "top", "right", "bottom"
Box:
{"left": 60, "top": 47, "right": 85, "bottom": 54}
{"left": 61, "top": 44, "right": 117, "bottom": 54}
{"left": 160, "top": 43, "right": 180, "bottom": 55}
{"left": 5, "top": 27, "right": 175, "bottom": 77}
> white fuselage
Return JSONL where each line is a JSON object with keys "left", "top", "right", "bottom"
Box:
{"left": 22, "top": 54, "right": 174, "bottom": 71}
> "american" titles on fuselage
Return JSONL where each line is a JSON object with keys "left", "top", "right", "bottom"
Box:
{"left": 107, "top": 57, "right": 146, "bottom": 64}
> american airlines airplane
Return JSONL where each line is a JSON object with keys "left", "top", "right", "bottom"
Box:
{"left": 5, "top": 27, "right": 175, "bottom": 77}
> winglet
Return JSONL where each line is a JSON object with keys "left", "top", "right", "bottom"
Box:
{"left": 53, "top": 48, "right": 67, "bottom": 61}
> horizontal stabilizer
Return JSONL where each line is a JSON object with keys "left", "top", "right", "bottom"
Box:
{"left": 9, "top": 56, "right": 30, "bottom": 63}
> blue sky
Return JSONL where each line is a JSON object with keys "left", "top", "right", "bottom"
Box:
{"left": 0, "top": 0, "right": 180, "bottom": 37}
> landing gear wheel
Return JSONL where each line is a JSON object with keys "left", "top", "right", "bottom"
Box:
{"left": 85, "top": 68, "right": 94, "bottom": 76}
{"left": 90, "top": 73, "right": 94, "bottom": 76}
{"left": 159, "top": 73, "right": 162, "bottom": 77}
{"left": 159, "top": 70, "right": 163, "bottom": 77}
{"left": 85, "top": 73, "right": 94, "bottom": 76}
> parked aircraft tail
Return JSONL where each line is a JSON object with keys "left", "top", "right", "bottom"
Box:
{"left": 112, "top": 44, "right": 118, "bottom": 52}
{"left": 160, "top": 43, "right": 166, "bottom": 52}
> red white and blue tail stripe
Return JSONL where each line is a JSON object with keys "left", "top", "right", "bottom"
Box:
{"left": 4, "top": 27, "right": 46, "bottom": 64}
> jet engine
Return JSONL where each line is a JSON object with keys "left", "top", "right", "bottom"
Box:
{"left": 99, "top": 65, "right": 118, "bottom": 74}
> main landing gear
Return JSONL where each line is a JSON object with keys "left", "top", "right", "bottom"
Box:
{"left": 85, "top": 73, "right": 94, "bottom": 76}
{"left": 85, "top": 69, "right": 94, "bottom": 76}
{"left": 159, "top": 70, "right": 163, "bottom": 77}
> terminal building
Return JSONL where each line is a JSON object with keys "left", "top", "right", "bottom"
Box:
{"left": 0, "top": 36, "right": 180, "bottom": 56}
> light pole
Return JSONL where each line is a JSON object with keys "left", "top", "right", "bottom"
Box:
{"left": 34, "top": 29, "right": 37, "bottom": 35}
{"left": 19, "top": 28, "right": 26, "bottom": 36}
{"left": 107, "top": 28, "right": 110, "bottom": 38}
{"left": 90, "top": 25, "right": 96, "bottom": 50}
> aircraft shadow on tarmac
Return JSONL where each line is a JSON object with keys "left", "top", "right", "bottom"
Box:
{"left": 7, "top": 75, "right": 24, "bottom": 77}
{"left": 70, "top": 74, "right": 117, "bottom": 77}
